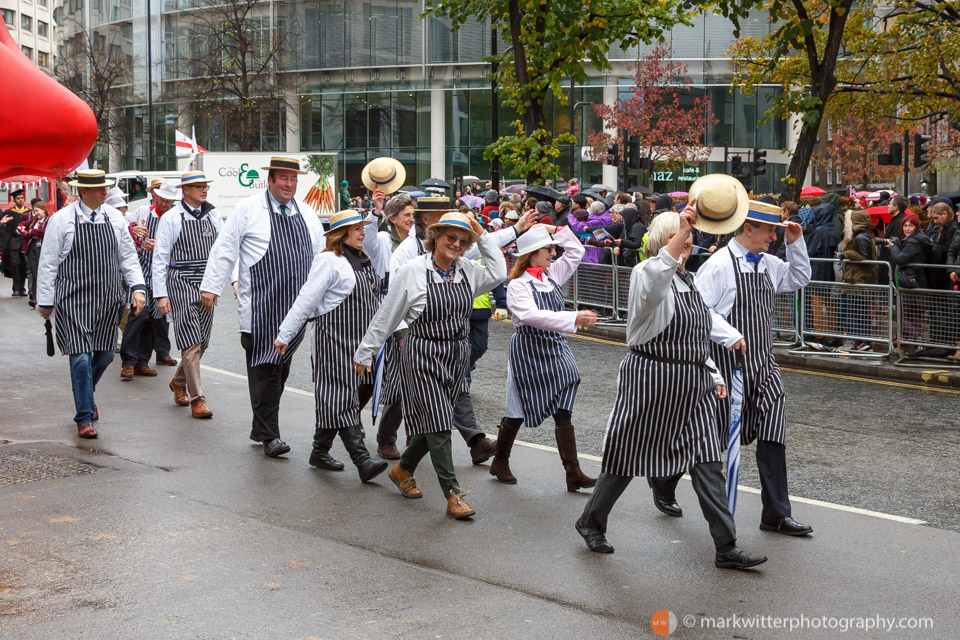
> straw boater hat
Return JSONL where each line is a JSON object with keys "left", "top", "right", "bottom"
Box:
{"left": 148, "top": 178, "right": 167, "bottom": 192}
{"left": 427, "top": 212, "right": 480, "bottom": 243}
{"left": 361, "top": 157, "right": 406, "bottom": 194}
{"left": 513, "top": 225, "right": 560, "bottom": 256}
{"left": 261, "top": 156, "right": 308, "bottom": 174}
{"left": 68, "top": 169, "right": 115, "bottom": 188}
{"left": 415, "top": 196, "right": 452, "bottom": 211}
{"left": 687, "top": 173, "right": 749, "bottom": 235}
{"left": 178, "top": 170, "right": 214, "bottom": 187}
{"left": 324, "top": 209, "right": 375, "bottom": 236}
{"left": 745, "top": 200, "right": 787, "bottom": 227}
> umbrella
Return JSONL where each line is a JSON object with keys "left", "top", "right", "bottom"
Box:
{"left": 667, "top": 191, "right": 688, "bottom": 197}
{"left": 526, "top": 185, "right": 561, "bottom": 202}
{"left": 462, "top": 175, "right": 480, "bottom": 183}
{"left": 419, "top": 178, "right": 450, "bottom": 189}
{"left": 800, "top": 186, "right": 826, "bottom": 197}
{"left": 626, "top": 185, "right": 652, "bottom": 195}
{"left": 864, "top": 205, "right": 893, "bottom": 223}
{"left": 399, "top": 185, "right": 420, "bottom": 193}
{"left": 603, "top": 194, "right": 615, "bottom": 208}
{"left": 938, "top": 190, "right": 960, "bottom": 205}
{"left": 459, "top": 194, "right": 484, "bottom": 208}
{"left": 726, "top": 351, "right": 745, "bottom": 515}
{"left": 45, "top": 318, "right": 54, "bottom": 357}
{"left": 580, "top": 189, "right": 602, "bottom": 200}
{"left": 405, "top": 190, "right": 429, "bottom": 198}
{"left": 592, "top": 183, "right": 615, "bottom": 192}
{"left": 505, "top": 184, "right": 527, "bottom": 194}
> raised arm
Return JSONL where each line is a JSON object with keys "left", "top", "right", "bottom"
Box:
{"left": 546, "top": 224, "right": 585, "bottom": 286}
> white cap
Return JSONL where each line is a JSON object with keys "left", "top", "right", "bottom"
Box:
{"left": 105, "top": 194, "right": 127, "bottom": 208}
{"left": 512, "top": 225, "right": 560, "bottom": 256}
{"left": 153, "top": 182, "right": 180, "bottom": 201}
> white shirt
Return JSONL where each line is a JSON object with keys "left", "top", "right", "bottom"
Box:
{"left": 696, "top": 236, "right": 812, "bottom": 348}
{"left": 199, "top": 191, "right": 326, "bottom": 332}
{"left": 36, "top": 200, "right": 145, "bottom": 307}
{"left": 623, "top": 248, "right": 724, "bottom": 387}
{"left": 125, "top": 201, "right": 156, "bottom": 226}
{"left": 353, "top": 231, "right": 507, "bottom": 367}
{"left": 152, "top": 201, "right": 223, "bottom": 299}
{"left": 507, "top": 225, "right": 583, "bottom": 334}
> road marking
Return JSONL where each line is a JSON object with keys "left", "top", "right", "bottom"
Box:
{"left": 201, "top": 361, "right": 929, "bottom": 526}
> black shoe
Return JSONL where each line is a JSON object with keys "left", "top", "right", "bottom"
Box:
{"left": 575, "top": 519, "right": 614, "bottom": 554}
{"left": 263, "top": 438, "right": 290, "bottom": 458}
{"left": 309, "top": 448, "right": 345, "bottom": 471}
{"left": 28, "top": 300, "right": 36, "bottom": 308}
{"left": 357, "top": 458, "right": 388, "bottom": 483}
{"left": 653, "top": 495, "right": 683, "bottom": 517}
{"left": 905, "top": 348, "right": 925, "bottom": 359}
{"left": 715, "top": 547, "right": 767, "bottom": 569}
{"left": 18, "top": 291, "right": 27, "bottom": 297}
{"left": 760, "top": 516, "right": 813, "bottom": 536}
{"left": 340, "top": 425, "right": 388, "bottom": 483}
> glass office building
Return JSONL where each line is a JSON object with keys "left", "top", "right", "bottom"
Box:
{"left": 59, "top": 0, "right": 791, "bottom": 193}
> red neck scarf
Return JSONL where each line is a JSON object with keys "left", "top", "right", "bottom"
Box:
{"left": 526, "top": 267, "right": 546, "bottom": 281}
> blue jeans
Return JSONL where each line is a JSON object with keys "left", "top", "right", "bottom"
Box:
{"left": 69, "top": 351, "right": 114, "bottom": 424}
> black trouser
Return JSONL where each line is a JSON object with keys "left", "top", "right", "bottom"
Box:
{"left": 651, "top": 440, "right": 792, "bottom": 521}
{"left": 377, "top": 398, "right": 404, "bottom": 447}
{"left": 120, "top": 308, "right": 158, "bottom": 367}
{"left": 26, "top": 244, "right": 40, "bottom": 302}
{"left": 241, "top": 331, "right": 292, "bottom": 442}
{"left": 314, "top": 384, "right": 373, "bottom": 449}
{"left": 9, "top": 250, "right": 25, "bottom": 294}
{"left": 153, "top": 316, "right": 171, "bottom": 358}
{"left": 467, "top": 310, "right": 491, "bottom": 385}
{"left": 581, "top": 463, "right": 737, "bottom": 552}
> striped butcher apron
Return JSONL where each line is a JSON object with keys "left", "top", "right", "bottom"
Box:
{"left": 507, "top": 277, "right": 580, "bottom": 427}
{"left": 138, "top": 212, "right": 162, "bottom": 319}
{"left": 379, "top": 233, "right": 428, "bottom": 405}
{"left": 312, "top": 260, "right": 382, "bottom": 430}
{"left": 166, "top": 210, "right": 218, "bottom": 350}
{"left": 54, "top": 210, "right": 125, "bottom": 355}
{"left": 601, "top": 273, "right": 723, "bottom": 477}
{"left": 710, "top": 247, "right": 786, "bottom": 445}
{"left": 399, "top": 267, "right": 473, "bottom": 436}
{"left": 247, "top": 195, "right": 313, "bottom": 367}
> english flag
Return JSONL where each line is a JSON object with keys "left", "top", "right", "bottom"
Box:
{"left": 175, "top": 129, "right": 207, "bottom": 159}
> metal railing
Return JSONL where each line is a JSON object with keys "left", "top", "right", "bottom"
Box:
{"left": 893, "top": 263, "right": 960, "bottom": 368}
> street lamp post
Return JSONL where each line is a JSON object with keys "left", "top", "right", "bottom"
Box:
{"left": 146, "top": 0, "right": 154, "bottom": 170}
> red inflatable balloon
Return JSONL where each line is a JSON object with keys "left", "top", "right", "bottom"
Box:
{"left": 0, "top": 15, "right": 98, "bottom": 181}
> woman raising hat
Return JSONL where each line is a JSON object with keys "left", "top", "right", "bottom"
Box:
{"left": 353, "top": 212, "right": 506, "bottom": 519}
{"left": 274, "top": 209, "right": 390, "bottom": 483}
{"left": 490, "top": 223, "right": 597, "bottom": 491}
{"left": 575, "top": 203, "right": 767, "bottom": 570}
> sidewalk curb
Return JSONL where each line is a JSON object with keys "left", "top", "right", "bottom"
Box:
{"left": 581, "top": 324, "right": 960, "bottom": 390}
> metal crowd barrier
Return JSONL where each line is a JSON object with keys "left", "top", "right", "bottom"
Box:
{"left": 893, "top": 263, "right": 960, "bottom": 368}
{"left": 789, "top": 258, "right": 894, "bottom": 359}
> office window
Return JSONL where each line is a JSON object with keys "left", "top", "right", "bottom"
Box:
{"left": 22, "top": 45, "right": 33, "bottom": 59}
{"left": 37, "top": 50, "right": 49, "bottom": 66}
{"left": 37, "top": 0, "right": 47, "bottom": 6}
{"left": 37, "top": 20, "right": 47, "bottom": 37}
{"left": 1, "top": 9, "right": 15, "bottom": 26}
{"left": 21, "top": 15, "right": 32, "bottom": 31}
{"left": 826, "top": 159, "right": 833, "bottom": 186}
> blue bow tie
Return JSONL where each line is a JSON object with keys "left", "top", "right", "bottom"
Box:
{"left": 745, "top": 251, "right": 764, "bottom": 265}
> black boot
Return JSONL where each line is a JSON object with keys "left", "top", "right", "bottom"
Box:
{"left": 339, "top": 425, "right": 388, "bottom": 483}
{"left": 309, "top": 428, "right": 344, "bottom": 471}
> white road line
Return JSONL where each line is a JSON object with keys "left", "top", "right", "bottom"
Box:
{"left": 200, "top": 363, "right": 928, "bottom": 527}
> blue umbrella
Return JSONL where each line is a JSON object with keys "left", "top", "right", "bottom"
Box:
{"left": 370, "top": 342, "right": 386, "bottom": 424}
{"left": 726, "top": 351, "right": 746, "bottom": 515}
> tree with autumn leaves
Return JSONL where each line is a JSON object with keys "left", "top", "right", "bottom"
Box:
{"left": 423, "top": 0, "right": 696, "bottom": 184}
{"left": 586, "top": 47, "right": 717, "bottom": 189}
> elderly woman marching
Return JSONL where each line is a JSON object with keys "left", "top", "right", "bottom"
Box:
{"left": 353, "top": 212, "right": 505, "bottom": 519}
{"left": 274, "top": 209, "right": 390, "bottom": 483}
{"left": 575, "top": 203, "right": 767, "bottom": 570}
{"left": 490, "top": 223, "right": 598, "bottom": 491}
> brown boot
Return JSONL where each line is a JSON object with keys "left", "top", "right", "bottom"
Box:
{"left": 446, "top": 490, "right": 475, "bottom": 520}
{"left": 389, "top": 464, "right": 422, "bottom": 499}
{"left": 490, "top": 418, "right": 521, "bottom": 484}
{"left": 170, "top": 380, "right": 190, "bottom": 406}
{"left": 555, "top": 425, "right": 596, "bottom": 492}
{"left": 120, "top": 365, "right": 134, "bottom": 381}
{"left": 190, "top": 398, "right": 213, "bottom": 419}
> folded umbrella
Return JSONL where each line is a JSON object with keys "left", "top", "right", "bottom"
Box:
{"left": 726, "top": 351, "right": 745, "bottom": 515}
{"left": 45, "top": 318, "right": 54, "bottom": 357}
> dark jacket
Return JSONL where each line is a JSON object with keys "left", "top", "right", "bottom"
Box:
{"left": 885, "top": 211, "right": 907, "bottom": 240}
{"left": 931, "top": 219, "right": 957, "bottom": 288}
{"left": 806, "top": 203, "right": 842, "bottom": 281}
{"left": 820, "top": 193, "right": 844, "bottom": 236}
{"left": 841, "top": 211, "right": 878, "bottom": 286}
{"left": 890, "top": 231, "right": 934, "bottom": 289}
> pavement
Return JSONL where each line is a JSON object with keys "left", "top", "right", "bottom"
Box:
{"left": 2, "top": 292, "right": 959, "bottom": 639}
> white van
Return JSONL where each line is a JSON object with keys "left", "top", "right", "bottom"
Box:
{"left": 106, "top": 170, "right": 182, "bottom": 206}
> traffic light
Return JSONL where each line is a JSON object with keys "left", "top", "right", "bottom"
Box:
{"left": 627, "top": 135, "right": 641, "bottom": 169}
{"left": 606, "top": 143, "right": 620, "bottom": 166}
{"left": 914, "top": 133, "right": 932, "bottom": 168}
{"left": 731, "top": 156, "right": 743, "bottom": 177}
{"left": 753, "top": 148, "right": 767, "bottom": 176}
{"left": 890, "top": 142, "right": 903, "bottom": 166}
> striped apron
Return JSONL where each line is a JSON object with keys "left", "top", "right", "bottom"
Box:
{"left": 166, "top": 210, "right": 218, "bottom": 350}
{"left": 710, "top": 248, "right": 786, "bottom": 445}
{"left": 601, "top": 274, "right": 723, "bottom": 477}
{"left": 312, "top": 261, "right": 382, "bottom": 430}
{"left": 379, "top": 233, "right": 427, "bottom": 405}
{"left": 138, "top": 213, "right": 162, "bottom": 319}
{"left": 54, "top": 211, "right": 125, "bottom": 355}
{"left": 247, "top": 196, "right": 313, "bottom": 367}
{"left": 399, "top": 268, "right": 473, "bottom": 436}
{"left": 507, "top": 277, "right": 580, "bottom": 427}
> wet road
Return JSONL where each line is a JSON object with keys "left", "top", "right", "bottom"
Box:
{"left": 204, "top": 288, "right": 960, "bottom": 532}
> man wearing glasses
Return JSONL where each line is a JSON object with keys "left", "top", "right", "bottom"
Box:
{"left": 153, "top": 171, "right": 222, "bottom": 419}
